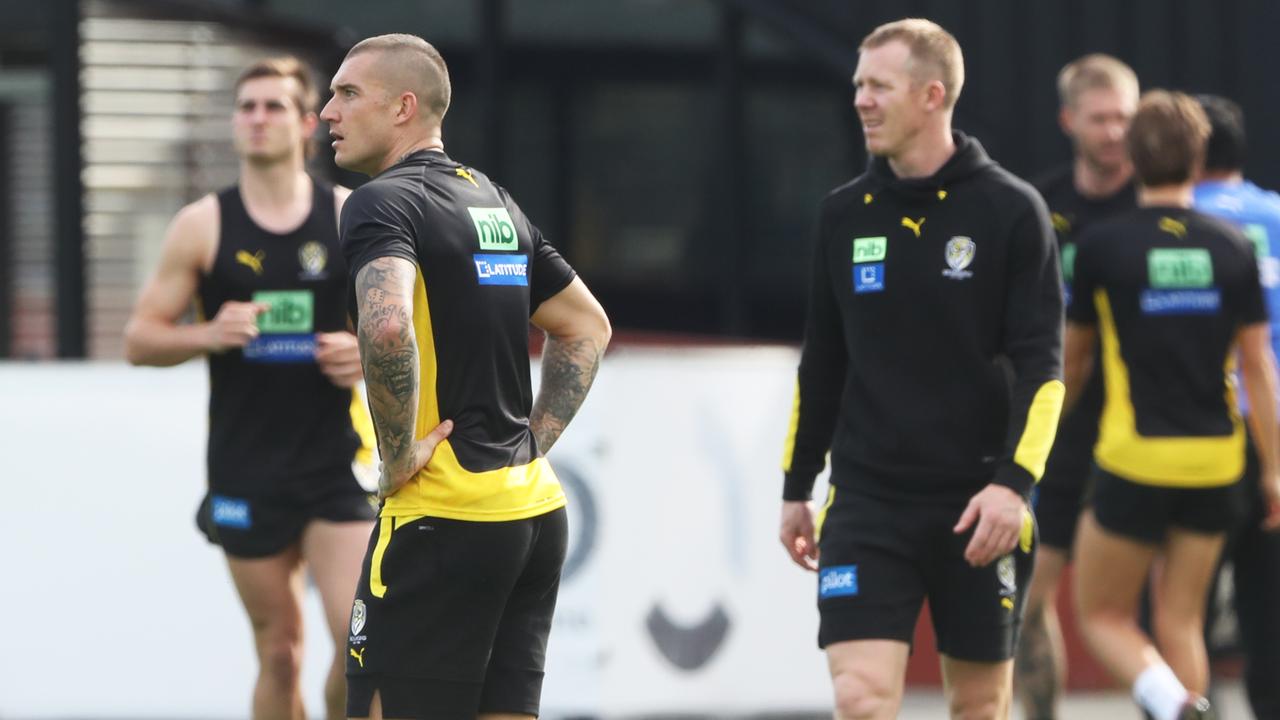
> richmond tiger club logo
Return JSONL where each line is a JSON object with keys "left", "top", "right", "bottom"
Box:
{"left": 942, "top": 236, "right": 976, "bottom": 279}
{"left": 298, "top": 241, "right": 329, "bottom": 280}
{"left": 350, "top": 599, "right": 367, "bottom": 637}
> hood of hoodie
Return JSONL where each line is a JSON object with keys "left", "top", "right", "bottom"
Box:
{"left": 866, "top": 130, "right": 997, "bottom": 203}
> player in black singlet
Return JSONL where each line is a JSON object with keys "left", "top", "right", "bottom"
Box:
{"left": 124, "top": 57, "right": 375, "bottom": 720}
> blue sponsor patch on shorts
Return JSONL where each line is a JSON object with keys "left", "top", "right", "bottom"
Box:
{"left": 853, "top": 263, "right": 884, "bottom": 293}
{"left": 211, "top": 495, "right": 252, "bottom": 529}
{"left": 243, "top": 334, "right": 317, "bottom": 362}
{"left": 1140, "top": 288, "right": 1221, "bottom": 315}
{"left": 474, "top": 253, "right": 529, "bottom": 286}
{"left": 819, "top": 565, "right": 859, "bottom": 599}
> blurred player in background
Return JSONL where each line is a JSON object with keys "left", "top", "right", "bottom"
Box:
{"left": 1017, "top": 53, "right": 1139, "bottom": 720}
{"left": 123, "top": 56, "right": 375, "bottom": 719}
{"left": 1193, "top": 93, "right": 1280, "bottom": 719}
{"left": 1065, "top": 90, "right": 1280, "bottom": 720}
{"left": 321, "top": 33, "right": 610, "bottom": 720}
{"left": 780, "top": 18, "right": 1062, "bottom": 720}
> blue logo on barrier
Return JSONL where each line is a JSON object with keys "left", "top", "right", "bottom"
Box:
{"left": 853, "top": 263, "right": 884, "bottom": 293}
{"left": 1140, "top": 289, "right": 1221, "bottom": 315}
{"left": 211, "top": 495, "right": 252, "bottom": 529}
{"left": 243, "top": 334, "right": 317, "bottom": 362}
{"left": 474, "top": 254, "right": 529, "bottom": 286}
{"left": 819, "top": 565, "right": 859, "bottom": 598}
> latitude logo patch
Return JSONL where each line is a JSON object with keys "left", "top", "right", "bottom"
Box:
{"left": 467, "top": 206, "right": 518, "bottom": 250}
{"left": 474, "top": 253, "right": 529, "bottom": 286}
{"left": 942, "top": 236, "right": 976, "bottom": 279}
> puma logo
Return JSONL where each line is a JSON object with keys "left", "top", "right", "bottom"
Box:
{"left": 349, "top": 647, "right": 365, "bottom": 668}
{"left": 236, "top": 249, "right": 265, "bottom": 275}
{"left": 1001, "top": 597, "right": 1014, "bottom": 611}
{"left": 1158, "top": 216, "right": 1188, "bottom": 239}
{"left": 455, "top": 167, "right": 478, "bottom": 187}
{"left": 901, "top": 216, "right": 926, "bottom": 238}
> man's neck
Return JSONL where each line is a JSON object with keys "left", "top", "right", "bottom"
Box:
{"left": 887, "top": 123, "right": 956, "bottom": 180}
{"left": 1199, "top": 169, "right": 1245, "bottom": 185}
{"left": 1139, "top": 183, "right": 1194, "bottom": 209}
{"left": 377, "top": 129, "right": 445, "bottom": 175}
{"left": 1073, "top": 157, "right": 1132, "bottom": 199}
{"left": 239, "top": 156, "right": 309, "bottom": 208}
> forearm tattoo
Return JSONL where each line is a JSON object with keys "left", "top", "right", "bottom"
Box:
{"left": 530, "top": 335, "right": 602, "bottom": 454}
{"left": 355, "top": 258, "right": 419, "bottom": 486}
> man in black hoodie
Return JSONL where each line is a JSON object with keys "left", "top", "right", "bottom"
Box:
{"left": 779, "top": 18, "right": 1064, "bottom": 719}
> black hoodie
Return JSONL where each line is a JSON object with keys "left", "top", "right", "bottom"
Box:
{"left": 782, "top": 132, "right": 1065, "bottom": 503}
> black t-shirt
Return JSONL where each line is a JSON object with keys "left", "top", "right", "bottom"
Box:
{"left": 1033, "top": 166, "right": 1138, "bottom": 486}
{"left": 341, "top": 150, "right": 576, "bottom": 520}
{"left": 1069, "top": 206, "right": 1266, "bottom": 487}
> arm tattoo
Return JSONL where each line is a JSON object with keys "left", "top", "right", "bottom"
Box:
{"left": 355, "top": 258, "right": 419, "bottom": 490}
{"left": 530, "top": 335, "right": 602, "bottom": 454}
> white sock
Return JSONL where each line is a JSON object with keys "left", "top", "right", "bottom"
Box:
{"left": 1132, "top": 663, "right": 1190, "bottom": 720}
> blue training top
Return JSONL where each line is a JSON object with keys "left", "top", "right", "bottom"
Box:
{"left": 1195, "top": 178, "right": 1280, "bottom": 412}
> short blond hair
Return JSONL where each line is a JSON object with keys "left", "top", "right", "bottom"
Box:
{"left": 860, "top": 18, "right": 965, "bottom": 109}
{"left": 1057, "top": 54, "right": 1138, "bottom": 108}
{"left": 346, "top": 33, "right": 451, "bottom": 121}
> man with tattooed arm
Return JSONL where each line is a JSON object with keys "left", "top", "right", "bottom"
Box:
{"left": 320, "top": 33, "right": 611, "bottom": 720}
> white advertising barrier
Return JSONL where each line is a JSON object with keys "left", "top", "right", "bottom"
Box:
{"left": 0, "top": 348, "right": 832, "bottom": 718}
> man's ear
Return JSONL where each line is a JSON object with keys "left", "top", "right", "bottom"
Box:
{"left": 394, "top": 91, "right": 420, "bottom": 126}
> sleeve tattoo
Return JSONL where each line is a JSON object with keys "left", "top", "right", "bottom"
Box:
{"left": 355, "top": 258, "right": 419, "bottom": 493}
{"left": 530, "top": 335, "right": 603, "bottom": 454}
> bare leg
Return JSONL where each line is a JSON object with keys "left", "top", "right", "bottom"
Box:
{"left": 1073, "top": 510, "right": 1161, "bottom": 687}
{"left": 825, "top": 639, "right": 910, "bottom": 720}
{"left": 226, "top": 546, "right": 307, "bottom": 720}
{"left": 303, "top": 519, "right": 376, "bottom": 720}
{"left": 1015, "top": 546, "right": 1069, "bottom": 719}
{"left": 941, "top": 655, "right": 1014, "bottom": 720}
{"left": 1151, "top": 527, "right": 1225, "bottom": 695}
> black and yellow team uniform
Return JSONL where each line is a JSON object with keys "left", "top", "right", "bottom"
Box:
{"left": 1068, "top": 207, "right": 1265, "bottom": 542}
{"left": 194, "top": 178, "right": 377, "bottom": 558}
{"left": 783, "top": 133, "right": 1064, "bottom": 661}
{"left": 1032, "top": 167, "right": 1137, "bottom": 551}
{"left": 340, "top": 150, "right": 576, "bottom": 719}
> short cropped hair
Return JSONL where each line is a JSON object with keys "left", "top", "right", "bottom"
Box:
{"left": 1196, "top": 94, "right": 1246, "bottom": 173}
{"left": 1127, "top": 90, "right": 1211, "bottom": 187}
{"left": 860, "top": 18, "right": 965, "bottom": 110}
{"left": 347, "top": 33, "right": 451, "bottom": 121}
{"left": 235, "top": 56, "right": 319, "bottom": 114}
{"left": 1057, "top": 54, "right": 1139, "bottom": 109}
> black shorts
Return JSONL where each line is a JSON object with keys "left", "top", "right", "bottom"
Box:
{"left": 1033, "top": 464, "right": 1089, "bottom": 553}
{"left": 196, "top": 467, "right": 377, "bottom": 558}
{"left": 1089, "top": 465, "right": 1244, "bottom": 544}
{"left": 346, "top": 508, "right": 568, "bottom": 720}
{"left": 816, "top": 487, "right": 1036, "bottom": 662}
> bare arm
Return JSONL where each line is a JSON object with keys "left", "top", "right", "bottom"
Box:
{"left": 529, "top": 277, "right": 611, "bottom": 454}
{"left": 1238, "top": 322, "right": 1280, "bottom": 528}
{"left": 355, "top": 256, "right": 450, "bottom": 498}
{"left": 1061, "top": 322, "right": 1098, "bottom": 416}
{"left": 124, "top": 196, "right": 265, "bottom": 365}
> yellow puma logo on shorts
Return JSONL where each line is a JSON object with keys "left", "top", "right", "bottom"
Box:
{"left": 901, "top": 216, "right": 926, "bottom": 238}
{"left": 236, "top": 249, "right": 265, "bottom": 276}
{"left": 349, "top": 647, "right": 365, "bottom": 668}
